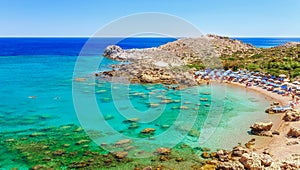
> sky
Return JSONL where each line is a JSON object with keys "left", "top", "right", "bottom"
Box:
{"left": 0, "top": 0, "right": 299, "bottom": 37}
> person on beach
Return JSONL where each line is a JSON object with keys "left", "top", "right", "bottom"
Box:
{"left": 288, "top": 87, "right": 292, "bottom": 94}
{"left": 296, "top": 97, "right": 299, "bottom": 105}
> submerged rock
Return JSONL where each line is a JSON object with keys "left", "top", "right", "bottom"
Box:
{"left": 104, "top": 115, "right": 114, "bottom": 120}
{"left": 154, "top": 148, "right": 171, "bottom": 155}
{"left": 113, "top": 151, "right": 128, "bottom": 159}
{"left": 115, "top": 139, "right": 131, "bottom": 146}
{"left": 29, "top": 132, "right": 46, "bottom": 137}
{"left": 52, "top": 149, "right": 66, "bottom": 156}
{"left": 5, "top": 138, "right": 16, "bottom": 143}
{"left": 201, "top": 152, "right": 211, "bottom": 159}
{"left": 149, "top": 103, "right": 160, "bottom": 108}
{"left": 75, "top": 139, "right": 90, "bottom": 145}
{"left": 123, "top": 118, "right": 140, "bottom": 123}
{"left": 188, "top": 129, "right": 200, "bottom": 137}
{"left": 128, "top": 122, "right": 140, "bottom": 129}
{"left": 141, "top": 128, "right": 156, "bottom": 134}
{"left": 30, "top": 165, "right": 45, "bottom": 170}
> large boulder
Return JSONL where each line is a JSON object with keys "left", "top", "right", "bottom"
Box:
{"left": 283, "top": 110, "right": 300, "bottom": 121}
{"left": 250, "top": 122, "right": 273, "bottom": 137}
{"left": 217, "top": 150, "right": 230, "bottom": 162}
{"left": 260, "top": 154, "right": 273, "bottom": 167}
{"left": 232, "top": 146, "right": 249, "bottom": 157}
{"left": 239, "top": 152, "right": 263, "bottom": 170}
{"left": 287, "top": 127, "right": 300, "bottom": 138}
{"left": 103, "top": 45, "right": 126, "bottom": 61}
{"left": 280, "top": 158, "right": 300, "bottom": 169}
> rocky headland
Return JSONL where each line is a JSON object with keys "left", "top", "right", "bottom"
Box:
{"left": 98, "top": 34, "right": 256, "bottom": 85}
{"left": 99, "top": 33, "right": 300, "bottom": 85}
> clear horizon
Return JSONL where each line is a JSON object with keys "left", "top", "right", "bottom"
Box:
{"left": 1, "top": 35, "right": 300, "bottom": 38}
{"left": 0, "top": 0, "right": 299, "bottom": 37}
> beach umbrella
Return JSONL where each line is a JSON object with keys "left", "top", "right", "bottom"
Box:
{"left": 195, "top": 71, "right": 205, "bottom": 75}
{"left": 293, "top": 81, "right": 300, "bottom": 85}
{"left": 281, "top": 85, "right": 288, "bottom": 90}
{"left": 279, "top": 74, "right": 287, "bottom": 78}
{"left": 274, "top": 80, "right": 281, "bottom": 84}
{"left": 292, "top": 84, "right": 298, "bottom": 88}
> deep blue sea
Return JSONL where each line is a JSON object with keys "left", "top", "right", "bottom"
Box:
{"left": 235, "top": 37, "right": 300, "bottom": 48}
{"left": 0, "top": 37, "right": 298, "bottom": 168}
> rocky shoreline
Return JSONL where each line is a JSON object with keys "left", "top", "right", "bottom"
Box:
{"left": 97, "top": 35, "right": 255, "bottom": 86}
{"left": 196, "top": 109, "right": 300, "bottom": 169}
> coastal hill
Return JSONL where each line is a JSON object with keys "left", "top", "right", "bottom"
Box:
{"left": 101, "top": 35, "right": 300, "bottom": 84}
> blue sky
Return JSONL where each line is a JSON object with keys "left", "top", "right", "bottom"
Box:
{"left": 0, "top": 0, "right": 299, "bottom": 37}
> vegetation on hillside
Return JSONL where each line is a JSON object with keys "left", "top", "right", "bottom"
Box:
{"left": 181, "top": 35, "right": 300, "bottom": 80}
{"left": 220, "top": 43, "right": 300, "bottom": 79}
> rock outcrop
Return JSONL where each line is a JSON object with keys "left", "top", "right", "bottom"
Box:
{"left": 239, "top": 152, "right": 263, "bottom": 170}
{"left": 100, "top": 35, "right": 257, "bottom": 85}
{"left": 216, "top": 161, "right": 244, "bottom": 170}
{"left": 207, "top": 34, "right": 256, "bottom": 57}
{"left": 250, "top": 122, "right": 273, "bottom": 137}
{"left": 103, "top": 45, "right": 124, "bottom": 60}
{"left": 287, "top": 127, "right": 300, "bottom": 138}
{"left": 283, "top": 110, "right": 300, "bottom": 122}
{"left": 154, "top": 148, "right": 171, "bottom": 155}
{"left": 202, "top": 139, "right": 300, "bottom": 170}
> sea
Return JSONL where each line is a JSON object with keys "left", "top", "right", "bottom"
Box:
{"left": 0, "top": 37, "right": 299, "bottom": 168}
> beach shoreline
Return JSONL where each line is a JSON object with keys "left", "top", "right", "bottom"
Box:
{"left": 223, "top": 81, "right": 300, "bottom": 160}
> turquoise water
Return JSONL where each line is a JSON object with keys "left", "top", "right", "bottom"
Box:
{"left": 0, "top": 38, "right": 280, "bottom": 168}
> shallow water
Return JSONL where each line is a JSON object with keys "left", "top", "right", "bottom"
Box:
{"left": 0, "top": 38, "right": 279, "bottom": 168}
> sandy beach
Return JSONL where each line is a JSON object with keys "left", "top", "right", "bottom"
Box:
{"left": 228, "top": 81, "right": 300, "bottom": 160}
